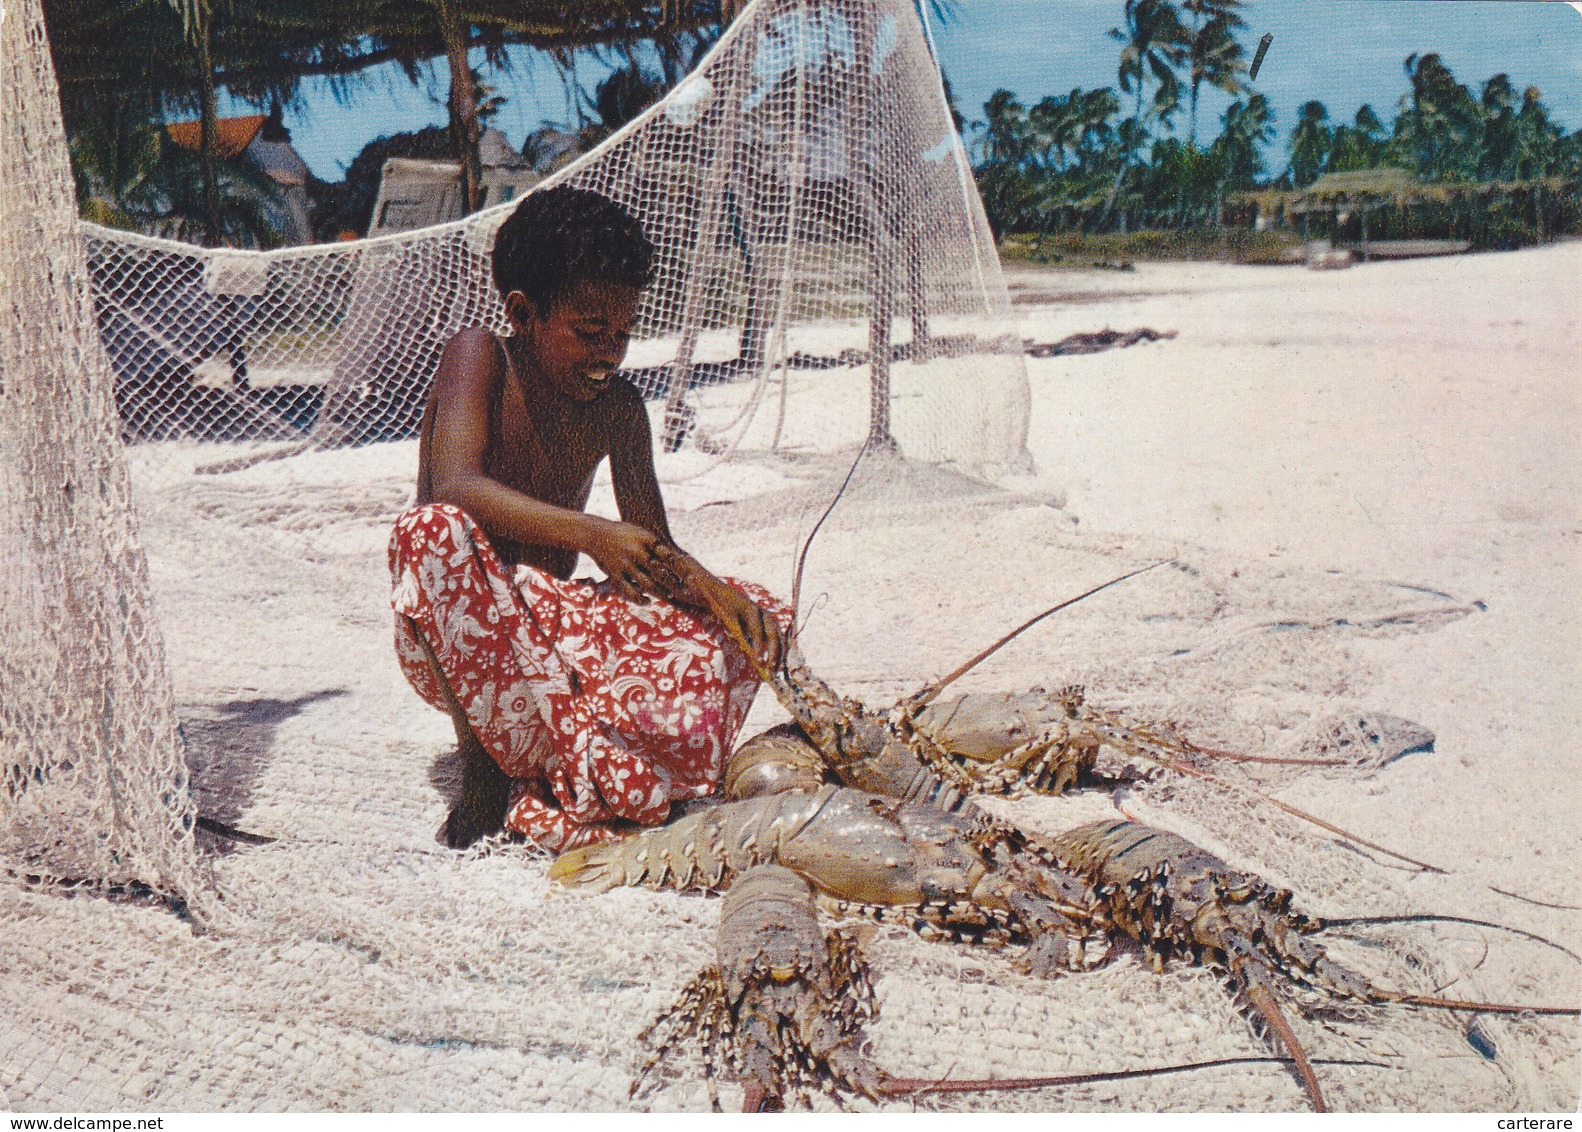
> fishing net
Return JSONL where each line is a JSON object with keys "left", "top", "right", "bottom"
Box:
{"left": 83, "top": 0, "right": 1028, "bottom": 501}
{"left": 3, "top": 0, "right": 1575, "bottom": 1113}
{"left": 0, "top": 0, "right": 204, "bottom": 909}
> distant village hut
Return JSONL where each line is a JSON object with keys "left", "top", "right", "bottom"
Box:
{"left": 367, "top": 127, "right": 542, "bottom": 237}
{"left": 166, "top": 106, "right": 313, "bottom": 246}
{"left": 1234, "top": 167, "right": 1577, "bottom": 259}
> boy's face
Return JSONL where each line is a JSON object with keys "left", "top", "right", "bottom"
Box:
{"left": 509, "top": 278, "right": 641, "bottom": 403}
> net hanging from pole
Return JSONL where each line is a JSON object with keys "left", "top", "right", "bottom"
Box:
{"left": 80, "top": 0, "right": 1031, "bottom": 514}
{"left": 0, "top": 0, "right": 204, "bottom": 909}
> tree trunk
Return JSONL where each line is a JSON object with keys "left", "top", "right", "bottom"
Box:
{"left": 1099, "top": 86, "right": 1146, "bottom": 232}
{"left": 195, "top": 2, "right": 220, "bottom": 246}
{"left": 435, "top": 0, "right": 482, "bottom": 214}
{"left": 837, "top": 0, "right": 894, "bottom": 452}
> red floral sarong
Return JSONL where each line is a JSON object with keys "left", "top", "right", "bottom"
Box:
{"left": 389, "top": 503, "right": 789, "bottom": 851}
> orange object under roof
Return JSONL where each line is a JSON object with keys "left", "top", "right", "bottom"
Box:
{"left": 165, "top": 114, "right": 267, "bottom": 160}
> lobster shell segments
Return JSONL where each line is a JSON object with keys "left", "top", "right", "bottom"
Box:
{"left": 725, "top": 723, "right": 825, "bottom": 801}
{"left": 911, "top": 688, "right": 1081, "bottom": 763}
{"left": 548, "top": 787, "right": 994, "bottom": 908}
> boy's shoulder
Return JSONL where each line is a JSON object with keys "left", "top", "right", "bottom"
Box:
{"left": 448, "top": 324, "right": 502, "bottom": 354}
{"left": 607, "top": 371, "right": 644, "bottom": 406}
{"left": 603, "top": 373, "right": 657, "bottom": 448}
{"left": 439, "top": 325, "right": 505, "bottom": 379}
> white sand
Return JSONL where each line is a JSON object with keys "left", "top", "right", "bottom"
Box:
{"left": 2, "top": 244, "right": 1578, "bottom": 1113}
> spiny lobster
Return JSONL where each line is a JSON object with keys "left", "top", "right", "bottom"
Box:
{"left": 566, "top": 736, "right": 1580, "bottom": 1112}
{"left": 634, "top": 863, "right": 883, "bottom": 1110}
{"left": 757, "top": 562, "right": 1221, "bottom": 808}
{"left": 693, "top": 543, "right": 1432, "bottom": 875}
{"left": 1043, "top": 818, "right": 1581, "bottom": 1112}
{"left": 552, "top": 783, "right": 1112, "bottom": 1107}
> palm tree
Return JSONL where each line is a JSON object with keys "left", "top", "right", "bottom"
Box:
{"left": 53, "top": 0, "right": 732, "bottom": 229}
{"left": 975, "top": 89, "right": 1034, "bottom": 238}
{"left": 1288, "top": 99, "right": 1331, "bottom": 187}
{"left": 1027, "top": 94, "right": 1068, "bottom": 173}
{"left": 978, "top": 88, "right": 1031, "bottom": 168}
{"left": 1510, "top": 85, "right": 1568, "bottom": 179}
{"left": 72, "top": 109, "right": 287, "bottom": 246}
{"left": 1110, "top": 0, "right": 1189, "bottom": 125}
{"left": 1397, "top": 52, "right": 1481, "bottom": 181}
{"left": 1180, "top": 0, "right": 1247, "bottom": 147}
{"left": 1211, "top": 91, "right": 1272, "bottom": 189}
{"left": 579, "top": 63, "right": 667, "bottom": 148}
{"left": 162, "top": 0, "right": 227, "bottom": 244}
{"left": 1325, "top": 105, "right": 1386, "bottom": 172}
{"left": 1102, "top": 0, "right": 1187, "bottom": 228}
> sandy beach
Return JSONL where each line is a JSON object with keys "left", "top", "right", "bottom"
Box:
{"left": 2, "top": 243, "right": 1577, "bottom": 1112}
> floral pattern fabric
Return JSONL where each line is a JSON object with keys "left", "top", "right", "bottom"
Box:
{"left": 389, "top": 503, "right": 788, "bottom": 851}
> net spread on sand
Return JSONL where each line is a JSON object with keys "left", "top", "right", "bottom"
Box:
{"left": 3, "top": 0, "right": 1576, "bottom": 1112}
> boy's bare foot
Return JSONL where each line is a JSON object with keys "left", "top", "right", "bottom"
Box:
{"left": 443, "top": 731, "right": 511, "bottom": 849}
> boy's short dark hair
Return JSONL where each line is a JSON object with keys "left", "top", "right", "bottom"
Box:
{"left": 492, "top": 186, "right": 656, "bottom": 313}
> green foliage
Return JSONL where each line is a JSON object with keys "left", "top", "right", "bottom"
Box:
{"left": 72, "top": 112, "right": 289, "bottom": 248}
{"left": 999, "top": 227, "right": 1301, "bottom": 265}
{"left": 1109, "top": 0, "right": 1189, "bottom": 125}
{"left": 578, "top": 63, "right": 668, "bottom": 148}
{"left": 970, "top": 14, "right": 1578, "bottom": 252}
{"left": 1180, "top": 0, "right": 1247, "bottom": 145}
{"left": 1288, "top": 100, "right": 1331, "bottom": 187}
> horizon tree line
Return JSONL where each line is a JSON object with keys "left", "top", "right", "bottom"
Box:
{"left": 967, "top": 0, "right": 1581, "bottom": 245}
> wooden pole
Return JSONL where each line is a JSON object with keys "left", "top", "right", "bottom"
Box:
{"left": 659, "top": 47, "right": 747, "bottom": 451}
{"left": 849, "top": 0, "right": 895, "bottom": 452}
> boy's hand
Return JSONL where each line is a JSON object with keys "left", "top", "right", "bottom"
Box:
{"left": 698, "top": 577, "right": 784, "bottom": 673}
{"left": 585, "top": 518, "right": 685, "bottom": 604}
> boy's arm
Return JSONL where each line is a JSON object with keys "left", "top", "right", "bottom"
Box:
{"left": 609, "top": 388, "right": 784, "bottom": 667}
{"left": 425, "top": 330, "right": 676, "bottom": 597}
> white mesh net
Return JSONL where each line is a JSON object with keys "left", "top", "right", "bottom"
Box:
{"left": 83, "top": 0, "right": 1029, "bottom": 504}
{"left": 0, "top": 0, "right": 203, "bottom": 909}
{"left": 2, "top": 0, "right": 1576, "bottom": 1114}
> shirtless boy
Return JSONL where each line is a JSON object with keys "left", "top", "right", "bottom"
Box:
{"left": 388, "top": 187, "right": 787, "bottom": 852}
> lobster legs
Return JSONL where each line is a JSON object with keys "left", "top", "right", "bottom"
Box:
{"left": 1046, "top": 818, "right": 1581, "bottom": 1112}
{"left": 635, "top": 864, "right": 882, "bottom": 1110}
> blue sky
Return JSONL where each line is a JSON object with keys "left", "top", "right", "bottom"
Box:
{"left": 236, "top": 1, "right": 1582, "bottom": 182}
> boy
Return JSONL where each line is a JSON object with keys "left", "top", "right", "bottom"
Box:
{"left": 389, "top": 187, "right": 787, "bottom": 851}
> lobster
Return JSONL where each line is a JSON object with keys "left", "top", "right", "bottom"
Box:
{"left": 1043, "top": 818, "right": 1582, "bottom": 1112}
{"left": 633, "top": 863, "right": 882, "bottom": 1110}
{"left": 552, "top": 785, "right": 1120, "bottom": 1108}
{"left": 716, "top": 734, "right": 1579, "bottom": 1111}
{"left": 753, "top": 563, "right": 1222, "bottom": 807}
{"left": 549, "top": 785, "right": 1099, "bottom": 965}
{"left": 623, "top": 853, "right": 1360, "bottom": 1112}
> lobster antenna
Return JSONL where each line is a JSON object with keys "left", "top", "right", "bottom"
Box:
{"left": 879, "top": 1055, "right": 1386, "bottom": 1098}
{"left": 1327, "top": 913, "right": 1581, "bottom": 965}
{"left": 790, "top": 443, "right": 868, "bottom": 638}
{"left": 1242, "top": 982, "right": 1326, "bottom": 1111}
{"left": 1143, "top": 753, "right": 1448, "bottom": 874}
{"left": 1179, "top": 741, "right": 1353, "bottom": 767}
{"left": 1489, "top": 885, "right": 1582, "bottom": 911}
{"left": 907, "top": 559, "right": 1173, "bottom": 708}
{"left": 1380, "top": 992, "right": 1579, "bottom": 1016}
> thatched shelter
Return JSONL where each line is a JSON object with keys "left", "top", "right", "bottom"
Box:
{"left": 1232, "top": 168, "right": 1580, "bottom": 255}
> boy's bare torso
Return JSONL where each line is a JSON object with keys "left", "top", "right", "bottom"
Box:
{"left": 417, "top": 330, "right": 642, "bottom": 579}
